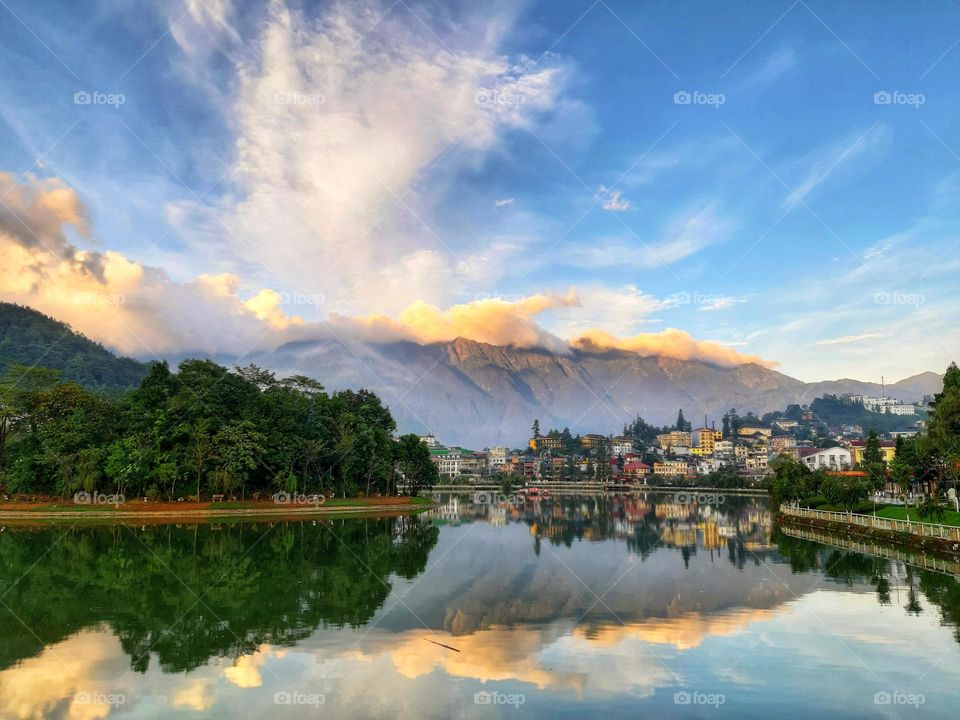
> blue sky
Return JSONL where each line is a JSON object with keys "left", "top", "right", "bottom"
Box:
{"left": 0, "top": 0, "right": 958, "bottom": 380}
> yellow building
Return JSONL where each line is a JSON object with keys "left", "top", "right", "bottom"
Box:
{"left": 656, "top": 431, "right": 692, "bottom": 450}
{"left": 849, "top": 440, "right": 896, "bottom": 465}
{"left": 694, "top": 427, "right": 722, "bottom": 454}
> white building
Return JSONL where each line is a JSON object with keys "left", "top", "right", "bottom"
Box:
{"left": 488, "top": 446, "right": 509, "bottom": 468}
{"left": 799, "top": 447, "right": 852, "bottom": 470}
{"left": 611, "top": 437, "right": 634, "bottom": 457}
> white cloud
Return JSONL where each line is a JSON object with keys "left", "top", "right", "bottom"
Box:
{"left": 597, "top": 185, "right": 630, "bottom": 212}
{"left": 565, "top": 204, "right": 734, "bottom": 270}
{"left": 494, "top": 198, "right": 515, "bottom": 208}
{"left": 782, "top": 124, "right": 890, "bottom": 209}
{"left": 167, "top": 0, "right": 568, "bottom": 318}
{"left": 813, "top": 333, "right": 888, "bottom": 346}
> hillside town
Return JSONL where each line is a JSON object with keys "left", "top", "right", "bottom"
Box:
{"left": 421, "top": 393, "right": 930, "bottom": 487}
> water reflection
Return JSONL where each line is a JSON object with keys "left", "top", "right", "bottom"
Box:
{"left": 1, "top": 494, "right": 959, "bottom": 719}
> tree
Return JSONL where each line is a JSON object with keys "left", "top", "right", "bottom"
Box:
{"left": 676, "top": 409, "right": 690, "bottom": 432}
{"left": 769, "top": 455, "right": 814, "bottom": 504}
{"left": 212, "top": 421, "right": 266, "bottom": 500}
{"left": 890, "top": 438, "right": 915, "bottom": 514}
{"left": 862, "top": 430, "right": 887, "bottom": 492}
{"left": 821, "top": 473, "right": 869, "bottom": 516}
{"left": 532, "top": 419, "right": 540, "bottom": 440}
{"left": 392, "top": 434, "right": 439, "bottom": 495}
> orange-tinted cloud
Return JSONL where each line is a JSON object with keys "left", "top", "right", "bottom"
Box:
{"left": 572, "top": 328, "right": 777, "bottom": 368}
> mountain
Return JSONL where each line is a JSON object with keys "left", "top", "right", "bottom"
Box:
{"left": 0, "top": 303, "right": 148, "bottom": 390}
{"left": 251, "top": 336, "right": 945, "bottom": 447}
{"left": 0, "top": 303, "right": 944, "bottom": 446}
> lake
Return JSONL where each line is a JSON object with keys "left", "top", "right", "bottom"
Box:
{"left": 1, "top": 492, "right": 959, "bottom": 718}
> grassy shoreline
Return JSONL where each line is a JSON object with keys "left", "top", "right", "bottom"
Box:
{"left": 0, "top": 496, "right": 434, "bottom": 524}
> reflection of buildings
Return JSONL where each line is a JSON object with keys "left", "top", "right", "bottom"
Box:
{"left": 425, "top": 492, "right": 775, "bottom": 561}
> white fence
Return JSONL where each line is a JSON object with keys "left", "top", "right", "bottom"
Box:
{"left": 781, "top": 505, "right": 960, "bottom": 542}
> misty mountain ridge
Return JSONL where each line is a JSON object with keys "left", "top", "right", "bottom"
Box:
{"left": 0, "top": 303, "right": 942, "bottom": 447}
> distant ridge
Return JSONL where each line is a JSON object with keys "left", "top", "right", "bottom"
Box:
{"left": 0, "top": 303, "right": 945, "bottom": 445}
{"left": 0, "top": 302, "right": 148, "bottom": 390}
{"left": 252, "top": 335, "right": 945, "bottom": 446}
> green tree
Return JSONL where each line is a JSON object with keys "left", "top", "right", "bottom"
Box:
{"left": 212, "top": 421, "right": 266, "bottom": 500}
{"left": 862, "top": 430, "right": 887, "bottom": 492}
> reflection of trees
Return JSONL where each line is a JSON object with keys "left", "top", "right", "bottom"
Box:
{"left": 772, "top": 529, "right": 960, "bottom": 645}
{"left": 0, "top": 516, "right": 438, "bottom": 673}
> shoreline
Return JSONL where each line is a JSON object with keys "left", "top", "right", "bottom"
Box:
{"left": 0, "top": 498, "right": 435, "bottom": 525}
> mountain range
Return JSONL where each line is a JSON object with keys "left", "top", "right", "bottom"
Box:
{"left": 252, "top": 335, "right": 942, "bottom": 447}
{"left": 0, "top": 303, "right": 944, "bottom": 447}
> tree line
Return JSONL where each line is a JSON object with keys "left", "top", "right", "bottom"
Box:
{"left": 0, "top": 359, "right": 439, "bottom": 500}
{"left": 769, "top": 363, "right": 960, "bottom": 517}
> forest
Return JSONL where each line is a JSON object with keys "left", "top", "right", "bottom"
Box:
{"left": 0, "top": 358, "right": 439, "bottom": 500}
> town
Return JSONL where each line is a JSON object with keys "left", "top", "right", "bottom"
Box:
{"left": 420, "top": 392, "right": 930, "bottom": 488}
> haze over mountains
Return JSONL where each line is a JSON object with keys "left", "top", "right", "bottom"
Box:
{"left": 1, "top": 303, "right": 942, "bottom": 448}
{"left": 252, "top": 334, "right": 941, "bottom": 447}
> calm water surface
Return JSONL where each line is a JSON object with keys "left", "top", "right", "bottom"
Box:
{"left": 1, "top": 493, "right": 959, "bottom": 718}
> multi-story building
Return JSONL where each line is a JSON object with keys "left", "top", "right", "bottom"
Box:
{"left": 653, "top": 460, "right": 690, "bottom": 478}
{"left": 611, "top": 437, "right": 634, "bottom": 456}
{"left": 488, "top": 446, "right": 509, "bottom": 469}
{"left": 693, "top": 427, "right": 722, "bottom": 455}
{"left": 714, "top": 440, "right": 734, "bottom": 458}
{"left": 656, "top": 431, "right": 692, "bottom": 450}
{"left": 847, "top": 440, "right": 897, "bottom": 464}
{"left": 581, "top": 434, "right": 608, "bottom": 451}
{"left": 429, "top": 447, "right": 462, "bottom": 477}
{"left": 459, "top": 451, "right": 489, "bottom": 478}
{"left": 770, "top": 435, "right": 796, "bottom": 454}
{"left": 738, "top": 426, "right": 772, "bottom": 438}
{"left": 798, "top": 446, "right": 852, "bottom": 470}
{"left": 530, "top": 436, "right": 565, "bottom": 452}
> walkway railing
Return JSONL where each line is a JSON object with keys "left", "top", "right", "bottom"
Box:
{"left": 780, "top": 505, "right": 960, "bottom": 542}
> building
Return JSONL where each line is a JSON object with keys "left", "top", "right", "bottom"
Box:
{"left": 420, "top": 434, "right": 442, "bottom": 448}
{"left": 714, "top": 440, "right": 734, "bottom": 458}
{"left": 798, "top": 446, "right": 852, "bottom": 470}
{"left": 530, "top": 436, "right": 565, "bottom": 452}
{"left": 611, "top": 437, "right": 634, "bottom": 457}
{"left": 429, "top": 447, "right": 462, "bottom": 477}
{"left": 656, "top": 431, "right": 692, "bottom": 450}
{"left": 623, "top": 460, "right": 651, "bottom": 479}
{"left": 770, "top": 435, "right": 796, "bottom": 454}
{"left": 738, "top": 426, "right": 772, "bottom": 438}
{"left": 692, "top": 427, "right": 722, "bottom": 456}
{"left": 848, "top": 440, "right": 897, "bottom": 465}
{"left": 581, "top": 434, "right": 607, "bottom": 451}
{"left": 653, "top": 460, "right": 690, "bottom": 478}
{"left": 488, "top": 446, "right": 509, "bottom": 468}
